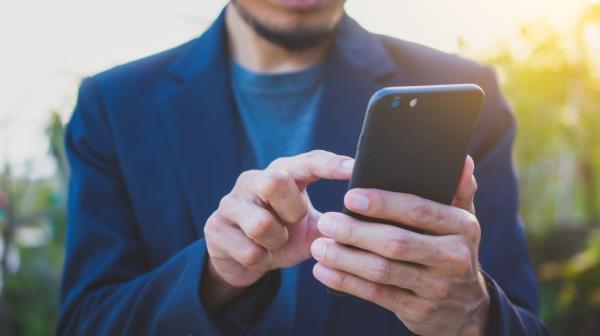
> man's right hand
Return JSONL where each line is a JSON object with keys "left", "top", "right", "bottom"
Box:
{"left": 202, "top": 150, "right": 354, "bottom": 310}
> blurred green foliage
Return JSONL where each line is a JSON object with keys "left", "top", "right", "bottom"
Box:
{"left": 3, "top": 184, "right": 65, "bottom": 336}
{"left": 0, "top": 4, "right": 599, "bottom": 335}
{"left": 479, "top": 4, "right": 600, "bottom": 334}
{"left": 0, "top": 113, "right": 67, "bottom": 336}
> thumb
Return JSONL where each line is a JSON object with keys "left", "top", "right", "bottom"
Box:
{"left": 452, "top": 155, "right": 477, "bottom": 214}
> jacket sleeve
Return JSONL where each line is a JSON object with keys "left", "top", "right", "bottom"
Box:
{"left": 472, "top": 66, "right": 549, "bottom": 336}
{"left": 57, "top": 77, "right": 243, "bottom": 335}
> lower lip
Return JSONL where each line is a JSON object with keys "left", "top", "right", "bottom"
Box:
{"left": 278, "top": 0, "right": 324, "bottom": 10}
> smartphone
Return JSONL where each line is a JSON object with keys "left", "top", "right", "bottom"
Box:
{"left": 344, "top": 84, "right": 484, "bottom": 225}
{"left": 329, "top": 84, "right": 483, "bottom": 296}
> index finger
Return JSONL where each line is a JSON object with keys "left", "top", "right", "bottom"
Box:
{"left": 344, "top": 188, "right": 475, "bottom": 236}
{"left": 317, "top": 212, "right": 443, "bottom": 266}
{"left": 268, "top": 150, "right": 354, "bottom": 188}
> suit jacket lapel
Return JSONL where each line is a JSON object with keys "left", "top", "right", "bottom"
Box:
{"left": 156, "top": 10, "right": 244, "bottom": 238}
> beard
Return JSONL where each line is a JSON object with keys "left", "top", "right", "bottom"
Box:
{"left": 231, "top": 0, "right": 340, "bottom": 52}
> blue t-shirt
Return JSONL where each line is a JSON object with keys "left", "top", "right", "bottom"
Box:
{"left": 230, "top": 61, "right": 325, "bottom": 169}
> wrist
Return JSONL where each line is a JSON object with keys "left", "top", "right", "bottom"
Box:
{"left": 461, "top": 272, "right": 491, "bottom": 336}
{"left": 201, "top": 257, "right": 254, "bottom": 312}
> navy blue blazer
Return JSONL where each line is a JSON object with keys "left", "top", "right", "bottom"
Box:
{"left": 58, "top": 10, "right": 548, "bottom": 336}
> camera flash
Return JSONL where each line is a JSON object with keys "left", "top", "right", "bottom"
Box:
{"left": 409, "top": 98, "right": 418, "bottom": 108}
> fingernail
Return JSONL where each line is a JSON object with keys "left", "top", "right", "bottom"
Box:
{"left": 341, "top": 159, "right": 354, "bottom": 171}
{"left": 346, "top": 191, "right": 369, "bottom": 211}
{"left": 318, "top": 215, "right": 336, "bottom": 235}
{"left": 311, "top": 240, "right": 327, "bottom": 260}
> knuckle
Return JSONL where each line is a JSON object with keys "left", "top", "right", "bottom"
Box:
{"left": 319, "top": 212, "right": 335, "bottom": 227}
{"left": 365, "top": 281, "right": 385, "bottom": 301}
{"left": 262, "top": 171, "right": 291, "bottom": 197}
{"left": 386, "top": 236, "right": 410, "bottom": 258}
{"left": 330, "top": 270, "right": 346, "bottom": 289}
{"left": 342, "top": 219, "right": 355, "bottom": 242}
{"left": 203, "top": 213, "right": 221, "bottom": 237}
{"left": 247, "top": 212, "right": 274, "bottom": 240}
{"left": 319, "top": 212, "right": 343, "bottom": 238}
{"left": 270, "top": 229, "right": 290, "bottom": 249}
{"left": 370, "top": 258, "right": 392, "bottom": 282}
{"left": 399, "top": 266, "right": 418, "bottom": 285}
{"left": 461, "top": 213, "right": 481, "bottom": 240}
{"left": 218, "top": 194, "right": 236, "bottom": 210}
{"left": 456, "top": 261, "right": 474, "bottom": 279}
{"left": 430, "top": 280, "right": 450, "bottom": 300}
{"left": 292, "top": 205, "right": 309, "bottom": 223}
{"left": 268, "top": 157, "right": 285, "bottom": 168}
{"left": 239, "top": 245, "right": 266, "bottom": 267}
{"left": 326, "top": 244, "right": 337, "bottom": 265}
{"left": 237, "top": 169, "right": 258, "bottom": 185}
{"left": 432, "top": 207, "right": 447, "bottom": 223}
{"left": 306, "top": 149, "right": 327, "bottom": 159}
{"left": 413, "top": 301, "right": 436, "bottom": 321}
{"left": 412, "top": 202, "right": 432, "bottom": 221}
{"left": 205, "top": 212, "right": 218, "bottom": 227}
{"left": 369, "top": 191, "right": 387, "bottom": 215}
{"left": 448, "top": 248, "right": 474, "bottom": 278}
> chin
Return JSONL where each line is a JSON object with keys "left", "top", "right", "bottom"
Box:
{"left": 235, "top": 0, "right": 346, "bottom": 31}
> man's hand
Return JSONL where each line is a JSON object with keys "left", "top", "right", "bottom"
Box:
{"left": 311, "top": 156, "right": 490, "bottom": 336}
{"left": 202, "top": 150, "right": 354, "bottom": 310}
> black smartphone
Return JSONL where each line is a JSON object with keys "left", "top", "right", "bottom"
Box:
{"left": 329, "top": 84, "right": 484, "bottom": 296}
{"left": 345, "top": 84, "right": 484, "bottom": 223}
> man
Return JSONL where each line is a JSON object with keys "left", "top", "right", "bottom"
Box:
{"left": 58, "top": 0, "right": 548, "bottom": 335}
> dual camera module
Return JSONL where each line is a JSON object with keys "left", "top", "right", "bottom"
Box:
{"left": 391, "top": 96, "right": 418, "bottom": 109}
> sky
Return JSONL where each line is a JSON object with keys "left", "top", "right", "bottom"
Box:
{"left": 0, "top": 0, "right": 592, "bottom": 177}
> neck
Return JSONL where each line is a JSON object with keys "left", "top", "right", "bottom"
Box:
{"left": 225, "top": 4, "right": 329, "bottom": 74}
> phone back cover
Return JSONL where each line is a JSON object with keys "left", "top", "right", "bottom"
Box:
{"left": 346, "top": 85, "right": 483, "bottom": 223}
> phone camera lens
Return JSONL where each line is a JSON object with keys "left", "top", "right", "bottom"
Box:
{"left": 391, "top": 96, "right": 402, "bottom": 109}
{"left": 409, "top": 98, "right": 418, "bottom": 108}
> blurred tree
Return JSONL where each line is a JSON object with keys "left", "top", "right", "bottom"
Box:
{"left": 0, "top": 112, "right": 67, "bottom": 336}
{"left": 483, "top": 4, "right": 600, "bottom": 233}
{"left": 0, "top": 166, "right": 17, "bottom": 336}
{"left": 47, "top": 112, "right": 69, "bottom": 188}
{"left": 479, "top": 4, "right": 600, "bottom": 334}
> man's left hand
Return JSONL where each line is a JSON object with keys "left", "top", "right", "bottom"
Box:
{"left": 310, "top": 156, "right": 490, "bottom": 336}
